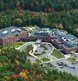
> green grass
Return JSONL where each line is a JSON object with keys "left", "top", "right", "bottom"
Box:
{"left": 35, "top": 59, "right": 41, "bottom": 63}
{"left": 23, "top": 45, "right": 33, "bottom": 55}
{"left": 52, "top": 49, "right": 64, "bottom": 59}
{"left": 1, "top": 41, "right": 25, "bottom": 49}
{"left": 41, "top": 57, "right": 50, "bottom": 62}
{"left": 0, "top": 46, "right": 3, "bottom": 49}
{"left": 11, "top": 42, "right": 25, "bottom": 48}
{"left": 68, "top": 57, "right": 76, "bottom": 62}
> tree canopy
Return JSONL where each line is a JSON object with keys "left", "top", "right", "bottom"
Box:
{"left": 0, "top": 48, "right": 78, "bottom": 81}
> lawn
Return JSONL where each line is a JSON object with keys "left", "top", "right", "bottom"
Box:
{"left": 52, "top": 49, "right": 64, "bottom": 59}
{"left": 68, "top": 57, "right": 76, "bottom": 62}
{"left": 0, "top": 46, "right": 3, "bottom": 49}
{"left": 23, "top": 45, "right": 33, "bottom": 55}
{"left": 41, "top": 57, "right": 50, "bottom": 62}
{"left": 1, "top": 41, "right": 25, "bottom": 49}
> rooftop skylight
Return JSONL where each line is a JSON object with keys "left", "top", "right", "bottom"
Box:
{"left": 2, "top": 31, "right": 8, "bottom": 34}
{"left": 11, "top": 29, "right": 16, "bottom": 32}
{"left": 17, "top": 28, "right": 22, "bottom": 32}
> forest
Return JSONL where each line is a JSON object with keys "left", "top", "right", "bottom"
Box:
{"left": 0, "top": 0, "right": 78, "bottom": 12}
{"left": 0, "top": 48, "right": 78, "bottom": 81}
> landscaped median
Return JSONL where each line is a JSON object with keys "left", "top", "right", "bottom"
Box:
{"left": 68, "top": 57, "right": 76, "bottom": 62}
{"left": 52, "top": 49, "right": 64, "bottom": 59}
{"left": 40, "top": 57, "right": 50, "bottom": 62}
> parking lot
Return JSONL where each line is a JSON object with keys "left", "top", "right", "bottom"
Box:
{"left": 43, "top": 59, "right": 78, "bottom": 76}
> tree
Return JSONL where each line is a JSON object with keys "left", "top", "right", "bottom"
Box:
{"left": 13, "top": 18, "right": 23, "bottom": 26}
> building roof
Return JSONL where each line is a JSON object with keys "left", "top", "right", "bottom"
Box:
{"left": 52, "top": 29, "right": 68, "bottom": 37}
{"left": 31, "top": 28, "right": 52, "bottom": 37}
{"left": 0, "top": 26, "right": 25, "bottom": 38}
{"left": 40, "top": 28, "right": 50, "bottom": 31}
{"left": 61, "top": 34, "right": 78, "bottom": 47}
{"left": 51, "top": 29, "right": 78, "bottom": 48}
{"left": 32, "top": 31, "right": 49, "bottom": 37}
{"left": 64, "top": 34, "right": 77, "bottom": 39}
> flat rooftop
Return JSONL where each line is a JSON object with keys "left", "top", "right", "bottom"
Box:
{"left": 0, "top": 26, "right": 25, "bottom": 38}
{"left": 31, "top": 28, "right": 52, "bottom": 37}
{"left": 51, "top": 29, "right": 78, "bottom": 48}
{"left": 52, "top": 29, "right": 68, "bottom": 37}
{"left": 61, "top": 34, "right": 78, "bottom": 48}
{"left": 31, "top": 31, "right": 50, "bottom": 37}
